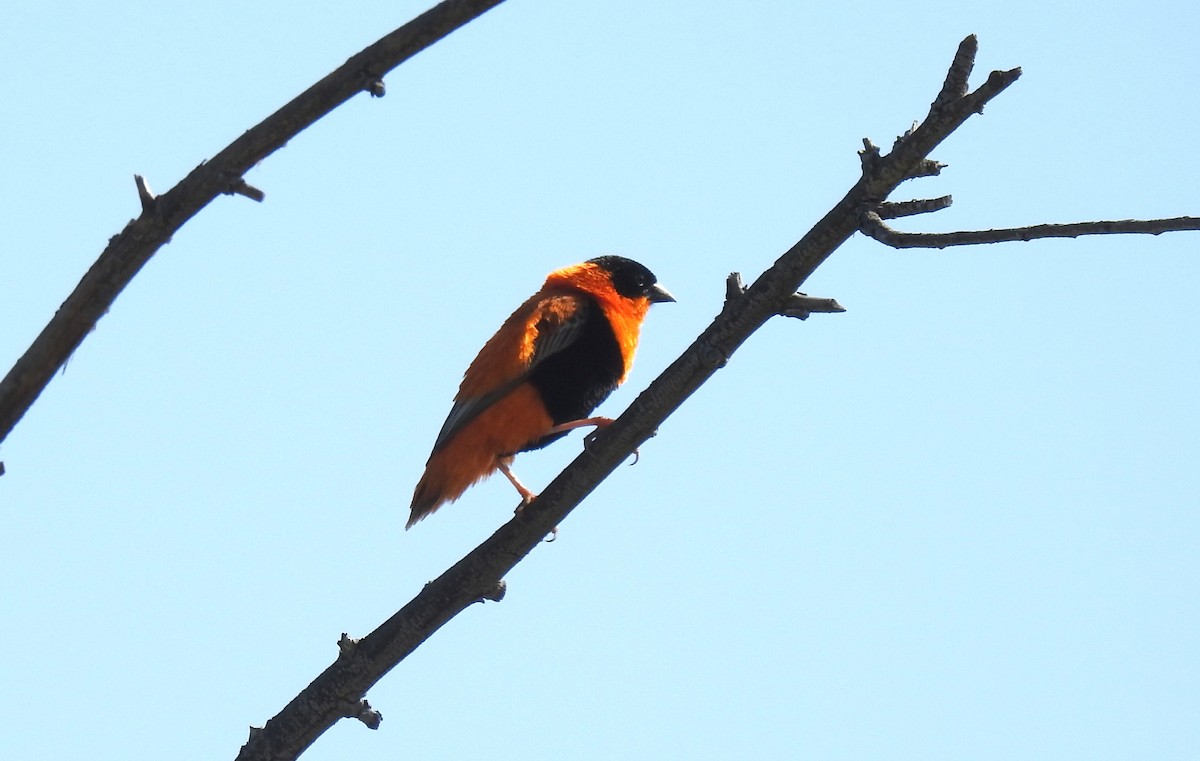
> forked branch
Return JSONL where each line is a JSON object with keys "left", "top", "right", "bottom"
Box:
{"left": 853, "top": 35, "right": 1197, "bottom": 250}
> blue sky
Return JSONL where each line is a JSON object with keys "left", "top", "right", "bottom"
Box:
{"left": 3, "top": 1, "right": 1198, "bottom": 759}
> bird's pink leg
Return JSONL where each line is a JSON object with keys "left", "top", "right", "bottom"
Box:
{"left": 497, "top": 458, "right": 536, "bottom": 504}
{"left": 545, "top": 416, "right": 614, "bottom": 436}
{"left": 499, "top": 458, "right": 558, "bottom": 542}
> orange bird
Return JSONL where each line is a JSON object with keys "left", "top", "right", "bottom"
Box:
{"left": 408, "top": 256, "right": 674, "bottom": 528}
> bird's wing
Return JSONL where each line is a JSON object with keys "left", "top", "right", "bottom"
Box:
{"left": 429, "top": 293, "right": 592, "bottom": 454}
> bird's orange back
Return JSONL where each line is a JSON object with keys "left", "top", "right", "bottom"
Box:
{"left": 408, "top": 256, "right": 673, "bottom": 528}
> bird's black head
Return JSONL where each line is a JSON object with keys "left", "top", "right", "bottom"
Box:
{"left": 588, "top": 255, "right": 675, "bottom": 303}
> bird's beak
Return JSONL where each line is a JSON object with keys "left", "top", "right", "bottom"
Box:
{"left": 648, "top": 283, "right": 676, "bottom": 304}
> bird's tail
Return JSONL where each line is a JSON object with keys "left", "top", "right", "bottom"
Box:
{"left": 407, "top": 439, "right": 497, "bottom": 528}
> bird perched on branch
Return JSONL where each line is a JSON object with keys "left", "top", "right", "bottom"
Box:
{"left": 408, "top": 255, "right": 674, "bottom": 528}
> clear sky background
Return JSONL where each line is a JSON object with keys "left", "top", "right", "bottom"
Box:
{"left": 3, "top": 2, "right": 1197, "bottom": 759}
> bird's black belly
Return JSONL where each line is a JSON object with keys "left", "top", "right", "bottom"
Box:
{"left": 520, "top": 306, "right": 624, "bottom": 453}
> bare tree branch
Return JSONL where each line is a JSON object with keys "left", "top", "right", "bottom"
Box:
{"left": 877, "top": 196, "right": 954, "bottom": 219}
{"left": 850, "top": 35, "right": 1199, "bottom": 252}
{"left": 133, "top": 175, "right": 156, "bottom": 213}
{"left": 860, "top": 210, "right": 1200, "bottom": 248}
{"left": 933, "top": 33, "right": 977, "bottom": 109}
{"left": 233, "top": 34, "right": 1025, "bottom": 761}
{"left": 725, "top": 273, "right": 845, "bottom": 321}
{"left": 0, "top": 0, "right": 507, "bottom": 449}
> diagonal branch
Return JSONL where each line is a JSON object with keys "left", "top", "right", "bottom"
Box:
{"left": 860, "top": 210, "right": 1200, "bottom": 248}
{"left": 232, "top": 34, "right": 1024, "bottom": 761}
{"left": 0, "top": 0, "right": 507, "bottom": 448}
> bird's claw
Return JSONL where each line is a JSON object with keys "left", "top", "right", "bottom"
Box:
{"left": 513, "top": 494, "right": 537, "bottom": 520}
{"left": 584, "top": 433, "right": 646, "bottom": 466}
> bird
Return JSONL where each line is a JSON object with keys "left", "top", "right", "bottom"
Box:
{"left": 407, "top": 255, "right": 674, "bottom": 528}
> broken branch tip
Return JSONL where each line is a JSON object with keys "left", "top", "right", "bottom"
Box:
{"left": 134, "top": 174, "right": 157, "bottom": 213}
{"left": 225, "top": 178, "right": 266, "bottom": 203}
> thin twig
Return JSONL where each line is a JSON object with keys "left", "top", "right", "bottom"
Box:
{"left": 877, "top": 196, "right": 953, "bottom": 219}
{"left": 780, "top": 293, "right": 846, "bottom": 320}
{"left": 724, "top": 272, "right": 845, "bottom": 320}
{"left": 133, "top": 175, "right": 157, "bottom": 213}
{"left": 860, "top": 210, "right": 1200, "bottom": 248}
{"left": 903, "top": 158, "right": 947, "bottom": 180}
{"left": 225, "top": 178, "right": 266, "bottom": 203}
{"left": 932, "top": 34, "right": 978, "bottom": 110}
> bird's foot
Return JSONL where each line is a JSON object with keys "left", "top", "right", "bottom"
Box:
{"left": 499, "top": 459, "right": 536, "bottom": 503}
